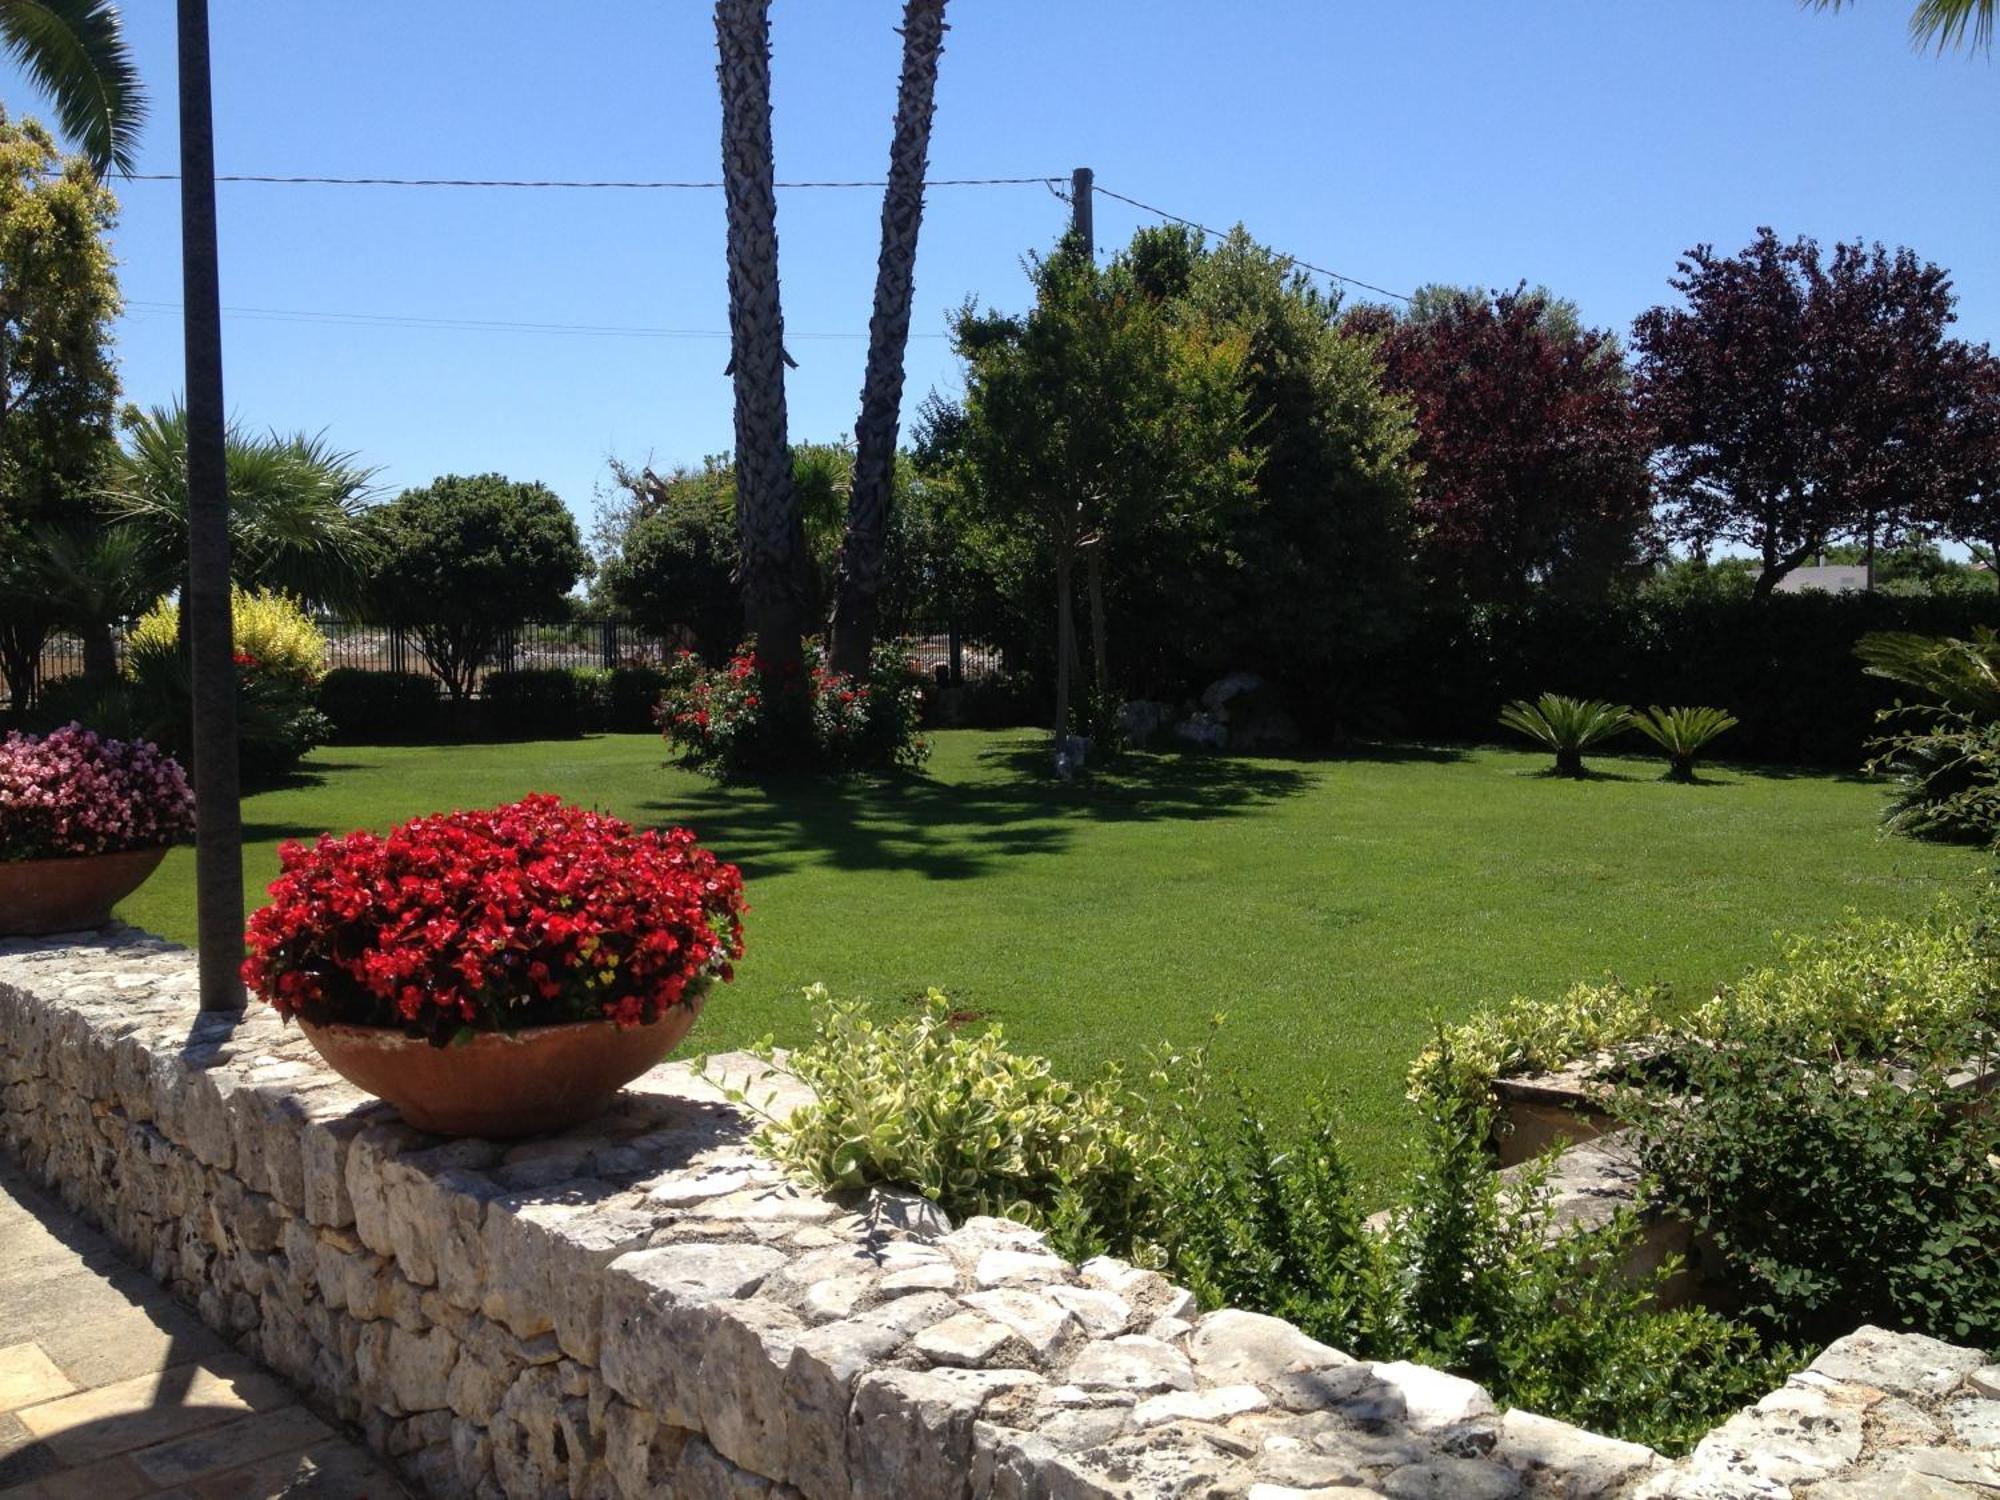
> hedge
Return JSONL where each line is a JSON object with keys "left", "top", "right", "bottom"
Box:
{"left": 1377, "top": 590, "right": 2000, "bottom": 766}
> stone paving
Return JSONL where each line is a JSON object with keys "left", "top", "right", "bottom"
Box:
{"left": 0, "top": 1153, "right": 404, "bottom": 1500}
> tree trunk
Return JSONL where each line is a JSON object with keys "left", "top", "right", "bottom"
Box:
{"left": 1053, "top": 548, "right": 1074, "bottom": 743}
{"left": 1085, "top": 540, "right": 1108, "bottom": 695}
{"left": 715, "top": 0, "right": 807, "bottom": 687}
{"left": 829, "top": 0, "right": 949, "bottom": 679}
{"left": 82, "top": 622, "right": 116, "bottom": 686}
{"left": 175, "top": 0, "right": 245, "bottom": 1011}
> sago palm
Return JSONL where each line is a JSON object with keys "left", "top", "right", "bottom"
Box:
{"left": 1498, "top": 694, "right": 1633, "bottom": 777}
{"left": 0, "top": 0, "right": 144, "bottom": 175}
{"left": 1631, "top": 705, "right": 1739, "bottom": 783}
{"left": 1856, "top": 628, "right": 2000, "bottom": 722}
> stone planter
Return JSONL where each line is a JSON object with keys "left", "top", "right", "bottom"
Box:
{"left": 1490, "top": 1062, "right": 1621, "bottom": 1167}
{"left": 297, "top": 990, "right": 705, "bottom": 1137}
{"left": 0, "top": 846, "right": 170, "bottom": 937}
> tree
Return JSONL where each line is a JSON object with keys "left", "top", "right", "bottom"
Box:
{"left": 595, "top": 457, "right": 742, "bottom": 660}
{"left": 102, "top": 402, "right": 379, "bottom": 610}
{"left": 1928, "top": 350, "right": 2000, "bottom": 591}
{"left": 0, "top": 108, "right": 119, "bottom": 710}
{"left": 829, "top": 0, "right": 949, "bottom": 678}
{"left": 367, "top": 474, "right": 588, "bottom": 702}
{"left": 937, "top": 239, "right": 1253, "bottom": 743}
{"left": 1808, "top": 0, "right": 1994, "bottom": 52}
{"left": 0, "top": 0, "right": 145, "bottom": 175}
{"left": 714, "top": 0, "right": 808, "bottom": 692}
{"left": 1632, "top": 229, "right": 1984, "bottom": 600}
{"left": 1126, "top": 225, "right": 1418, "bottom": 711}
{"left": 1351, "top": 285, "right": 1654, "bottom": 605}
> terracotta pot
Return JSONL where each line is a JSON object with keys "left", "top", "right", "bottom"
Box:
{"left": 0, "top": 847, "right": 171, "bottom": 937}
{"left": 297, "top": 992, "right": 705, "bottom": 1137}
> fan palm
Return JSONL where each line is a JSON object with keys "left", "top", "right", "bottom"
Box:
{"left": 1808, "top": 0, "right": 1995, "bottom": 52}
{"left": 0, "top": 0, "right": 145, "bottom": 175}
{"left": 102, "top": 402, "right": 381, "bottom": 612}
{"left": 1631, "top": 705, "right": 1740, "bottom": 783}
{"left": 1498, "top": 694, "right": 1633, "bottom": 777}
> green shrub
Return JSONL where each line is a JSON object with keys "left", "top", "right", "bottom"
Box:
{"left": 481, "top": 668, "right": 586, "bottom": 739}
{"left": 606, "top": 666, "right": 669, "bottom": 733}
{"left": 1497, "top": 693, "right": 1632, "bottom": 776}
{"left": 1406, "top": 978, "right": 1661, "bottom": 1113}
{"left": 1630, "top": 705, "right": 1738, "bottom": 782}
{"left": 737, "top": 996, "right": 1795, "bottom": 1453}
{"left": 1621, "top": 1019, "right": 2000, "bottom": 1345}
{"left": 1411, "top": 893, "right": 1997, "bottom": 1114}
{"left": 317, "top": 669, "right": 439, "bottom": 744}
{"left": 708, "top": 990, "right": 1162, "bottom": 1259}
{"left": 570, "top": 667, "right": 614, "bottom": 732}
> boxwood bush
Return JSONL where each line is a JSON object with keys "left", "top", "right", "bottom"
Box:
{"left": 317, "top": 669, "right": 439, "bottom": 744}
{"left": 481, "top": 668, "right": 587, "bottom": 739}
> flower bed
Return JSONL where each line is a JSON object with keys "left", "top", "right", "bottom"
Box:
{"left": 241, "top": 794, "right": 745, "bottom": 1045}
{"left": 659, "top": 640, "right": 928, "bottom": 775}
{"left": 0, "top": 723, "right": 195, "bottom": 861}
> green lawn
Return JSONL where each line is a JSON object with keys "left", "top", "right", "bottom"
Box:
{"left": 120, "top": 730, "right": 1981, "bottom": 1188}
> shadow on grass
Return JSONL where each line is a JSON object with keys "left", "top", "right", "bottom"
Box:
{"left": 643, "top": 745, "right": 1313, "bottom": 881}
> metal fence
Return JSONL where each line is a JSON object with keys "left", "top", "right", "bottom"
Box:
{"left": 6, "top": 616, "right": 1001, "bottom": 707}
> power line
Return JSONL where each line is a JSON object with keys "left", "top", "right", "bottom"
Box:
{"left": 1091, "top": 183, "right": 1413, "bottom": 304}
{"left": 123, "top": 299, "right": 946, "bottom": 342}
{"left": 112, "top": 172, "right": 1065, "bottom": 191}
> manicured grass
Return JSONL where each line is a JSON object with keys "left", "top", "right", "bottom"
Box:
{"left": 120, "top": 730, "right": 1981, "bottom": 1190}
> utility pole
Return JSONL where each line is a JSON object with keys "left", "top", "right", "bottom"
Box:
{"left": 1070, "top": 166, "right": 1093, "bottom": 261}
{"left": 177, "top": 0, "right": 245, "bottom": 1011}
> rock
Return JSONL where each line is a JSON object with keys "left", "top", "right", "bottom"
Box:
{"left": 1970, "top": 1366, "right": 2000, "bottom": 1400}
{"left": 1380, "top": 1457, "right": 1522, "bottom": 1499}
{"left": 1875, "top": 1447, "right": 2000, "bottom": 1489}
{"left": 1117, "top": 700, "right": 1177, "bottom": 749}
{"left": 1045, "top": 1285, "right": 1131, "bottom": 1337}
{"left": 1130, "top": 1384, "right": 1269, "bottom": 1429}
{"left": 1947, "top": 1392, "right": 2000, "bottom": 1449}
{"left": 847, "top": 1367, "right": 1040, "bottom": 1500}
{"left": 913, "top": 1312, "right": 1021, "bottom": 1369}
{"left": 1174, "top": 712, "right": 1229, "bottom": 751}
{"left": 1808, "top": 1325, "right": 1986, "bottom": 1401}
{"left": 974, "top": 1248, "right": 1068, "bottom": 1288}
{"left": 1497, "top": 1409, "right": 1661, "bottom": 1496}
{"left": 962, "top": 1289, "right": 1082, "bottom": 1364}
{"left": 1681, "top": 1383, "right": 1864, "bottom": 1493}
{"left": 1200, "top": 671, "right": 1300, "bottom": 752}
{"left": 879, "top": 1261, "right": 960, "bottom": 1297}
{"left": 1191, "top": 1309, "right": 1351, "bottom": 1385}
{"left": 1067, "top": 1335, "right": 1196, "bottom": 1394}
{"left": 1371, "top": 1360, "right": 1498, "bottom": 1433}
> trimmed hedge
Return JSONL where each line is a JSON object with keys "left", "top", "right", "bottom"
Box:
{"left": 1379, "top": 591, "right": 2000, "bottom": 766}
{"left": 605, "top": 666, "right": 668, "bottom": 733}
{"left": 318, "top": 669, "right": 439, "bottom": 744}
{"left": 481, "top": 668, "right": 587, "bottom": 739}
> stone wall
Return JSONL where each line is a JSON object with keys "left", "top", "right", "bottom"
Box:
{"left": 2, "top": 929, "right": 1996, "bottom": 1500}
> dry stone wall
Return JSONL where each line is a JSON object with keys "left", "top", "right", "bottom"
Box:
{"left": 2, "top": 928, "right": 1996, "bottom": 1500}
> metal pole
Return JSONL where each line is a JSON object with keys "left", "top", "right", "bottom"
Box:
{"left": 176, "top": 0, "right": 245, "bottom": 1010}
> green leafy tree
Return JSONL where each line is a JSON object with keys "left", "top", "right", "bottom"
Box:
{"left": 0, "top": 107, "right": 118, "bottom": 710}
{"left": 367, "top": 473, "right": 588, "bottom": 701}
{"left": 933, "top": 238, "right": 1254, "bottom": 743}
{"left": 0, "top": 0, "right": 145, "bottom": 175}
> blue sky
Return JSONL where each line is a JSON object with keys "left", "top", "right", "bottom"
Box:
{"left": 3, "top": 2, "right": 1995, "bottom": 534}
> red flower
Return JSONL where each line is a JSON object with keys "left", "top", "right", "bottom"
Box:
{"left": 240, "top": 795, "right": 746, "bottom": 1045}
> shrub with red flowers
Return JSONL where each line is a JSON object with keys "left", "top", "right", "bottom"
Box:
{"left": 241, "top": 795, "right": 746, "bottom": 1045}
{"left": 0, "top": 724, "right": 196, "bottom": 862}
{"left": 659, "top": 638, "right": 929, "bottom": 776}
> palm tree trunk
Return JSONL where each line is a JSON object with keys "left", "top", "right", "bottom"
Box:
{"left": 175, "top": 0, "right": 244, "bottom": 1011}
{"left": 715, "top": 0, "right": 807, "bottom": 688}
{"left": 829, "top": 0, "right": 949, "bottom": 679}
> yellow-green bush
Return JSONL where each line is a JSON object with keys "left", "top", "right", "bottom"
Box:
{"left": 1409, "top": 891, "right": 1997, "bottom": 1112}
{"left": 129, "top": 587, "right": 326, "bottom": 686}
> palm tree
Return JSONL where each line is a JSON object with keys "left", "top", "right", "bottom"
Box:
{"left": 0, "top": 0, "right": 145, "bottom": 175}
{"left": 828, "top": 0, "right": 950, "bottom": 679}
{"left": 1809, "top": 0, "right": 1995, "bottom": 51}
{"left": 174, "top": 0, "right": 240, "bottom": 1012}
{"left": 103, "top": 402, "right": 380, "bottom": 612}
{"left": 714, "top": 0, "right": 809, "bottom": 687}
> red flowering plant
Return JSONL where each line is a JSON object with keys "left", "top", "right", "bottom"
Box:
{"left": 658, "top": 638, "right": 929, "bottom": 776}
{"left": 0, "top": 724, "right": 196, "bottom": 862}
{"left": 241, "top": 795, "right": 745, "bottom": 1046}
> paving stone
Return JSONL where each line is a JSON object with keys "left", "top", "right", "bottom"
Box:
{"left": 1066, "top": 1335, "right": 1195, "bottom": 1394}
{"left": 125, "top": 1406, "right": 333, "bottom": 1487}
{"left": 14, "top": 1358, "right": 290, "bottom": 1466}
{"left": 0, "top": 1348, "right": 73, "bottom": 1415}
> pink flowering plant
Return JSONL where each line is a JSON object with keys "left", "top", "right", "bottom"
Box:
{"left": 659, "top": 638, "right": 930, "bottom": 776}
{"left": 0, "top": 724, "right": 196, "bottom": 862}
